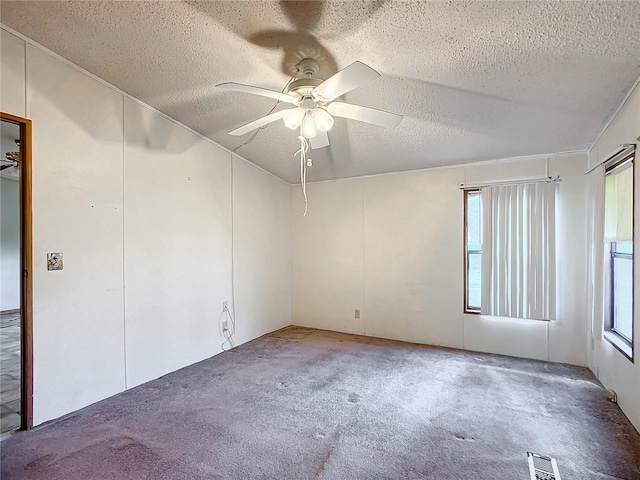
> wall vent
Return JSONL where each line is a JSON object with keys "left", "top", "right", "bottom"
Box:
{"left": 527, "top": 452, "right": 562, "bottom": 480}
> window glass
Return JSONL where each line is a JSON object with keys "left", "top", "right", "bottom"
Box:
{"left": 465, "top": 191, "right": 481, "bottom": 311}
{"left": 467, "top": 192, "right": 481, "bottom": 251}
{"left": 467, "top": 252, "right": 481, "bottom": 310}
{"left": 611, "top": 241, "right": 633, "bottom": 342}
{"left": 615, "top": 240, "right": 633, "bottom": 255}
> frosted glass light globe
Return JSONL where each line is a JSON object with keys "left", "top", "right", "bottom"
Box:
{"left": 300, "top": 113, "right": 317, "bottom": 138}
{"left": 312, "top": 108, "right": 334, "bottom": 132}
{"left": 283, "top": 107, "right": 305, "bottom": 130}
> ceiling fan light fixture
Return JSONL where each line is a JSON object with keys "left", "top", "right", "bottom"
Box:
{"left": 219, "top": 59, "right": 402, "bottom": 149}
{"left": 283, "top": 107, "right": 305, "bottom": 130}
{"left": 312, "top": 108, "right": 334, "bottom": 132}
{"left": 300, "top": 113, "right": 317, "bottom": 138}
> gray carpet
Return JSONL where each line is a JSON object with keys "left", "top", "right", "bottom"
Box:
{"left": 2, "top": 326, "right": 640, "bottom": 479}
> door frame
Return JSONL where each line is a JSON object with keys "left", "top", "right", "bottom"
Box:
{"left": 1, "top": 112, "right": 33, "bottom": 429}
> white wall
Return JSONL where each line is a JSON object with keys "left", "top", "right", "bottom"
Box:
{"left": 1, "top": 177, "right": 20, "bottom": 311}
{"left": 292, "top": 152, "right": 588, "bottom": 366}
{"left": 292, "top": 180, "right": 365, "bottom": 335}
{"left": 587, "top": 80, "right": 640, "bottom": 432}
{"left": 123, "top": 98, "right": 232, "bottom": 388}
{"left": 363, "top": 168, "right": 465, "bottom": 348}
{"left": 1, "top": 29, "right": 25, "bottom": 117}
{"left": 1, "top": 29, "right": 25, "bottom": 311}
{"left": 1, "top": 28, "right": 291, "bottom": 425}
{"left": 27, "top": 43, "right": 126, "bottom": 424}
{"left": 232, "top": 157, "right": 291, "bottom": 346}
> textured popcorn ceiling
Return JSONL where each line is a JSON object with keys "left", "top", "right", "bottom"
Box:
{"left": 1, "top": 1, "right": 639, "bottom": 183}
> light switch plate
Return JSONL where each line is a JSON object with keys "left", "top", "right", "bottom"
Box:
{"left": 47, "top": 253, "right": 63, "bottom": 271}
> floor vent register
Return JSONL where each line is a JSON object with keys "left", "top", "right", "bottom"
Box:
{"left": 527, "top": 452, "right": 562, "bottom": 480}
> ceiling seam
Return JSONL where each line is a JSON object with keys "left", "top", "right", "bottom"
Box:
{"left": 291, "top": 149, "right": 589, "bottom": 186}
{"left": 0, "top": 23, "right": 293, "bottom": 187}
{"left": 587, "top": 73, "right": 640, "bottom": 157}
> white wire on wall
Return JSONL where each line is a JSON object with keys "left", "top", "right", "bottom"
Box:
{"left": 222, "top": 152, "right": 238, "bottom": 352}
{"left": 220, "top": 72, "right": 306, "bottom": 351}
{"left": 295, "top": 136, "right": 310, "bottom": 216}
{"left": 221, "top": 304, "right": 236, "bottom": 351}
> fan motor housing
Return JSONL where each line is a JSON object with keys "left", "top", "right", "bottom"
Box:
{"left": 286, "top": 78, "right": 323, "bottom": 97}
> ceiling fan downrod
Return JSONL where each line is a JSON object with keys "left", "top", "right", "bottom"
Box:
{"left": 286, "top": 59, "right": 324, "bottom": 96}
{"left": 297, "top": 58, "right": 320, "bottom": 79}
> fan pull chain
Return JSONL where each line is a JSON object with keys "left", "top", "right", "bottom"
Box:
{"left": 295, "top": 136, "right": 310, "bottom": 216}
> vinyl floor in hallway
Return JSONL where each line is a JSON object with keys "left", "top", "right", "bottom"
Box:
{"left": 0, "top": 312, "right": 20, "bottom": 435}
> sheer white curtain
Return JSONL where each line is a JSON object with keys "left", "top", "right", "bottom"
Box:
{"left": 586, "top": 166, "right": 605, "bottom": 341}
{"left": 604, "top": 160, "right": 633, "bottom": 242}
{"left": 480, "top": 182, "right": 556, "bottom": 320}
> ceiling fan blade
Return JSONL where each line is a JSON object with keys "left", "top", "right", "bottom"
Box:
{"left": 309, "top": 130, "right": 329, "bottom": 149}
{"left": 312, "top": 61, "right": 380, "bottom": 103}
{"left": 216, "top": 82, "right": 297, "bottom": 104}
{"left": 0, "top": 164, "right": 14, "bottom": 171}
{"left": 327, "top": 102, "right": 403, "bottom": 129}
{"left": 228, "top": 109, "right": 290, "bottom": 136}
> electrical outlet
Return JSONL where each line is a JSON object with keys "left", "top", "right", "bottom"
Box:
{"left": 222, "top": 320, "right": 229, "bottom": 331}
{"left": 355, "top": 309, "right": 360, "bottom": 319}
{"left": 222, "top": 301, "right": 228, "bottom": 312}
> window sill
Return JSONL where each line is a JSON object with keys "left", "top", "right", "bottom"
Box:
{"left": 463, "top": 311, "right": 550, "bottom": 322}
{"left": 603, "top": 330, "right": 634, "bottom": 362}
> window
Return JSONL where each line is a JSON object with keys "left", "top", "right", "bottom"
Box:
{"left": 464, "top": 190, "right": 481, "bottom": 312}
{"left": 463, "top": 182, "right": 556, "bottom": 320}
{"left": 604, "top": 152, "right": 634, "bottom": 356}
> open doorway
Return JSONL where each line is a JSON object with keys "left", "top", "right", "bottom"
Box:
{"left": 1, "top": 120, "right": 21, "bottom": 433}
{"left": 1, "top": 113, "right": 32, "bottom": 433}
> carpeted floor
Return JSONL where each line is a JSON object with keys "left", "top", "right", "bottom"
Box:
{"left": 2, "top": 326, "right": 640, "bottom": 479}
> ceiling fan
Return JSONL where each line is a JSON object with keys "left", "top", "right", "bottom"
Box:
{"left": 1, "top": 139, "right": 19, "bottom": 173}
{"left": 216, "top": 59, "right": 403, "bottom": 149}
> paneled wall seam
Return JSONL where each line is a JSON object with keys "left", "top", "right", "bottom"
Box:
{"left": 122, "top": 94, "right": 127, "bottom": 390}
{"left": 231, "top": 153, "right": 236, "bottom": 339}
{"left": 546, "top": 157, "right": 550, "bottom": 363}
{"left": 362, "top": 183, "right": 366, "bottom": 336}
{"left": 23, "top": 35, "right": 26, "bottom": 116}
{"left": 290, "top": 186, "right": 294, "bottom": 325}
